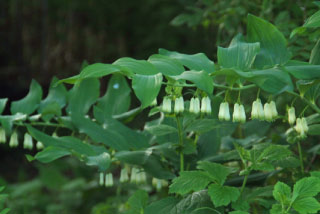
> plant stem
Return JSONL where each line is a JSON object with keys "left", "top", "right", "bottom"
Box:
{"left": 297, "top": 141, "right": 304, "bottom": 174}
{"left": 175, "top": 116, "right": 184, "bottom": 172}
{"left": 240, "top": 173, "right": 249, "bottom": 194}
{"left": 286, "top": 91, "right": 320, "bottom": 114}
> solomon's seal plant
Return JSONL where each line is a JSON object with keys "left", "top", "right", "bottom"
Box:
{"left": 1, "top": 12, "right": 320, "bottom": 213}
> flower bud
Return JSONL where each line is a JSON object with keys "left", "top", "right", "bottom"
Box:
{"left": 233, "top": 103, "right": 240, "bottom": 122}
{"left": 23, "top": 133, "right": 33, "bottom": 150}
{"left": 201, "top": 97, "right": 211, "bottom": 114}
{"left": 256, "top": 99, "right": 265, "bottom": 120}
{"left": 193, "top": 98, "right": 200, "bottom": 114}
{"left": 264, "top": 103, "right": 273, "bottom": 122}
{"left": 136, "top": 171, "right": 146, "bottom": 184}
{"left": 130, "top": 167, "right": 138, "bottom": 183}
{"left": 9, "top": 131, "right": 18, "bottom": 148}
{"left": 162, "top": 97, "right": 171, "bottom": 113}
{"left": 301, "top": 117, "right": 309, "bottom": 133}
{"left": 152, "top": 178, "right": 162, "bottom": 191}
{"left": 295, "top": 118, "right": 306, "bottom": 138}
{"left": 288, "top": 107, "right": 296, "bottom": 125}
{"left": 174, "top": 97, "right": 184, "bottom": 114}
{"left": 239, "top": 104, "right": 246, "bottom": 123}
{"left": 251, "top": 100, "right": 258, "bottom": 120}
{"left": 189, "top": 98, "right": 195, "bottom": 113}
{"left": 219, "top": 102, "right": 230, "bottom": 121}
{"left": 99, "top": 172, "right": 104, "bottom": 186}
{"left": 52, "top": 132, "right": 58, "bottom": 138}
{"left": 120, "top": 168, "right": 129, "bottom": 183}
{"left": 218, "top": 102, "right": 225, "bottom": 121}
{"left": 36, "top": 141, "right": 44, "bottom": 150}
{"left": 0, "top": 128, "right": 6, "bottom": 143}
{"left": 105, "top": 173, "right": 113, "bottom": 187}
{"left": 270, "top": 101, "right": 278, "bottom": 119}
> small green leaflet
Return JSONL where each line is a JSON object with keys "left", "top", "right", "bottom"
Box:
{"left": 207, "top": 184, "right": 240, "bottom": 207}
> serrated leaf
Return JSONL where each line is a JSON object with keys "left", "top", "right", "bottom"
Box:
{"left": 170, "top": 70, "right": 213, "bottom": 94}
{"left": 34, "top": 146, "right": 71, "bottom": 163}
{"left": 86, "top": 152, "right": 111, "bottom": 172}
{"left": 273, "top": 182, "right": 291, "bottom": 205}
{"left": 145, "top": 197, "right": 179, "bottom": 214}
{"left": 169, "top": 171, "right": 212, "bottom": 195}
{"left": 127, "top": 190, "right": 149, "bottom": 214}
{"left": 145, "top": 124, "right": 177, "bottom": 136}
{"left": 175, "top": 190, "right": 215, "bottom": 213}
{"left": 159, "top": 49, "right": 215, "bottom": 74}
{"left": 10, "top": 80, "right": 43, "bottom": 115}
{"left": 148, "top": 54, "right": 185, "bottom": 76}
{"left": 132, "top": 73, "right": 163, "bottom": 108}
{"left": 207, "top": 184, "right": 240, "bottom": 207}
{"left": 270, "top": 204, "right": 282, "bottom": 214}
{"left": 197, "top": 161, "right": 232, "bottom": 185}
{"left": 292, "top": 197, "right": 320, "bottom": 214}
{"left": 292, "top": 177, "right": 320, "bottom": 201}
{"left": 97, "top": 74, "right": 131, "bottom": 117}
{"left": 247, "top": 14, "right": 290, "bottom": 68}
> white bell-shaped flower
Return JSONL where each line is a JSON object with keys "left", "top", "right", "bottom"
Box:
{"left": 162, "top": 97, "right": 172, "bottom": 113}
{"left": 239, "top": 104, "right": 246, "bottom": 123}
{"left": 218, "top": 102, "right": 225, "bottom": 121}
{"left": 270, "top": 101, "right": 278, "bottom": 119}
{"left": 295, "top": 118, "right": 306, "bottom": 138}
{"left": 23, "top": 133, "right": 33, "bottom": 150}
{"left": 233, "top": 103, "right": 240, "bottom": 122}
{"left": 174, "top": 97, "right": 184, "bottom": 114}
{"left": 130, "top": 167, "right": 138, "bottom": 183}
{"left": 105, "top": 173, "right": 113, "bottom": 187}
{"left": 288, "top": 107, "right": 296, "bottom": 125}
{"left": 201, "top": 97, "right": 211, "bottom": 114}
{"left": 256, "top": 99, "right": 265, "bottom": 120}
{"left": 36, "top": 141, "right": 44, "bottom": 150}
{"left": 99, "top": 172, "right": 104, "bottom": 186}
{"left": 189, "top": 98, "right": 195, "bottom": 113}
{"left": 0, "top": 128, "right": 6, "bottom": 143}
{"left": 136, "top": 171, "right": 147, "bottom": 184}
{"left": 251, "top": 100, "right": 259, "bottom": 120}
{"left": 193, "top": 98, "right": 200, "bottom": 114}
{"left": 264, "top": 103, "right": 273, "bottom": 122}
{"left": 120, "top": 167, "right": 129, "bottom": 183}
{"left": 9, "top": 131, "right": 18, "bottom": 148}
{"left": 301, "top": 117, "right": 309, "bottom": 133}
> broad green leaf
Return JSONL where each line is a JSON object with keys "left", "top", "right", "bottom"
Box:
{"left": 159, "top": 48, "right": 215, "bottom": 73}
{"left": 148, "top": 54, "right": 185, "bottom": 76}
{"left": 0, "top": 113, "right": 27, "bottom": 134}
{"left": 310, "top": 171, "right": 320, "bottom": 179}
{"left": 145, "top": 197, "right": 179, "bottom": 214}
{"left": 169, "top": 171, "right": 212, "bottom": 195}
{"left": 59, "top": 63, "right": 122, "bottom": 84}
{"left": 197, "top": 161, "right": 232, "bottom": 185}
{"left": 207, "top": 184, "right": 240, "bottom": 207}
{"left": 273, "top": 182, "right": 291, "bottom": 205}
{"left": 215, "top": 68, "right": 293, "bottom": 94}
{"left": 38, "top": 77, "right": 67, "bottom": 121}
{"left": 34, "top": 146, "right": 71, "bottom": 163}
{"left": 292, "top": 197, "right": 320, "bottom": 214}
{"left": 185, "top": 119, "right": 232, "bottom": 133}
{"left": 114, "top": 57, "right": 158, "bottom": 75}
{"left": 0, "top": 208, "right": 10, "bottom": 214}
{"left": 97, "top": 74, "right": 131, "bottom": 117}
{"left": 10, "top": 80, "right": 43, "bottom": 115}
{"left": 145, "top": 124, "right": 177, "bottom": 136}
{"left": 292, "top": 177, "right": 320, "bottom": 201}
{"left": 86, "top": 152, "right": 111, "bottom": 172}
{"left": 67, "top": 78, "right": 100, "bottom": 115}
{"left": 304, "top": 10, "right": 320, "bottom": 28}
{"left": 132, "top": 73, "right": 163, "bottom": 108}
{"left": 285, "top": 65, "right": 320, "bottom": 80}
{"left": 307, "top": 124, "right": 320, "bottom": 136}
{"left": 247, "top": 14, "right": 290, "bottom": 68}
{"left": 127, "top": 190, "right": 149, "bottom": 214}
{"left": 170, "top": 70, "right": 213, "bottom": 94}
{"left": 218, "top": 42, "right": 260, "bottom": 70}
{"left": 70, "top": 114, "right": 130, "bottom": 151}
{"left": 310, "top": 38, "right": 320, "bottom": 65}
{"left": 0, "top": 98, "right": 8, "bottom": 115}
{"left": 27, "top": 125, "right": 96, "bottom": 156}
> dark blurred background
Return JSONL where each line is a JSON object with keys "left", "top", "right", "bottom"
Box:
{"left": 1, "top": 0, "right": 320, "bottom": 213}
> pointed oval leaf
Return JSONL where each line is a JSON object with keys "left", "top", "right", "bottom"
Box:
{"left": 114, "top": 57, "right": 159, "bottom": 75}
{"left": 148, "top": 54, "right": 185, "bottom": 76}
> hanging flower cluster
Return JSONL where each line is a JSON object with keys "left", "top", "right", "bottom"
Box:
{"left": 232, "top": 103, "right": 246, "bottom": 123}
{"left": 294, "top": 117, "right": 309, "bottom": 138}
{"left": 152, "top": 177, "right": 168, "bottom": 191}
{"left": 218, "top": 102, "right": 230, "bottom": 121}
{"left": 189, "top": 97, "right": 200, "bottom": 114}
{"left": 99, "top": 172, "right": 114, "bottom": 187}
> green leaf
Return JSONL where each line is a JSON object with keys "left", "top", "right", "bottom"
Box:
{"left": 127, "top": 190, "right": 149, "bottom": 214}
{"left": 0, "top": 208, "right": 10, "bottom": 214}
{"left": 185, "top": 119, "right": 232, "bottom": 133}
{"left": 0, "top": 98, "right": 8, "bottom": 115}
{"left": 70, "top": 114, "right": 130, "bottom": 151}
{"left": 307, "top": 124, "right": 320, "bottom": 135}
{"left": 145, "top": 124, "right": 177, "bottom": 136}
{"left": 218, "top": 41, "right": 260, "bottom": 70}
{"left": 27, "top": 125, "right": 96, "bottom": 156}
{"left": 285, "top": 65, "right": 320, "bottom": 80}
{"left": 247, "top": 14, "right": 290, "bottom": 68}
{"left": 197, "top": 161, "right": 232, "bottom": 185}
{"left": 86, "top": 152, "right": 111, "bottom": 172}
{"left": 0, "top": 113, "right": 27, "bottom": 134}
{"left": 132, "top": 73, "right": 163, "bottom": 108}
{"left": 145, "top": 197, "right": 179, "bottom": 214}
{"left": 273, "top": 182, "right": 291, "bottom": 205}
{"left": 169, "top": 171, "right": 212, "bottom": 195}
{"left": 159, "top": 48, "right": 215, "bottom": 74}
{"left": 59, "top": 63, "right": 122, "bottom": 84}
{"left": 148, "top": 54, "right": 185, "bottom": 76}
{"left": 229, "top": 211, "right": 250, "bottom": 214}
{"left": 310, "top": 38, "right": 320, "bottom": 65}
{"left": 292, "top": 197, "right": 320, "bottom": 214}
{"left": 114, "top": 57, "right": 158, "bottom": 75}
{"left": 207, "top": 184, "right": 240, "bottom": 207}
{"left": 310, "top": 171, "right": 320, "bottom": 179}
{"left": 170, "top": 70, "right": 213, "bottom": 94}
{"left": 270, "top": 204, "right": 282, "bottom": 214}
{"left": 292, "top": 177, "right": 320, "bottom": 201}
{"left": 10, "top": 80, "right": 43, "bottom": 115}
{"left": 67, "top": 78, "right": 100, "bottom": 115}
{"left": 97, "top": 74, "right": 131, "bottom": 117}
{"left": 304, "top": 10, "right": 320, "bottom": 28}
{"left": 34, "top": 146, "right": 71, "bottom": 163}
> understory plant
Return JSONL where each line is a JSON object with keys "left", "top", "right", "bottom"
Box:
{"left": 1, "top": 12, "right": 320, "bottom": 214}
